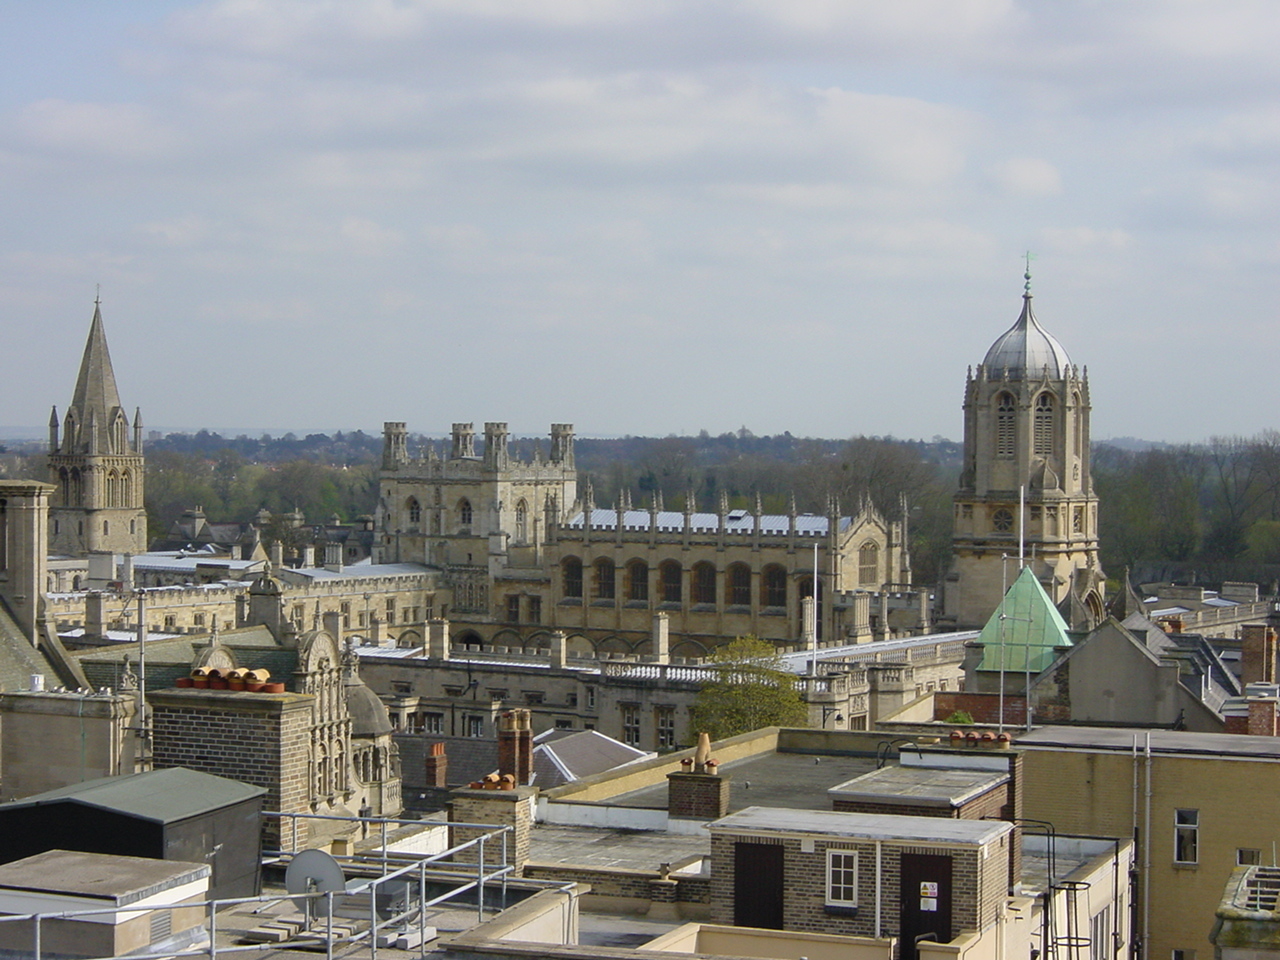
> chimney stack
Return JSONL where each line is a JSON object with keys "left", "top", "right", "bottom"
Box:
{"left": 425, "top": 741, "right": 449, "bottom": 788}
{"left": 497, "top": 709, "right": 534, "bottom": 786}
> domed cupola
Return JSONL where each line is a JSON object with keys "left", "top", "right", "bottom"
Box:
{"left": 982, "top": 273, "right": 1072, "bottom": 379}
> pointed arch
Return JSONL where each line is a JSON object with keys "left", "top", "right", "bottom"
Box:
{"left": 458, "top": 498, "right": 473, "bottom": 527}
{"left": 515, "top": 499, "right": 528, "bottom": 544}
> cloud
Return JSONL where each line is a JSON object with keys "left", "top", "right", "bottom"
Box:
{"left": 991, "top": 158, "right": 1062, "bottom": 197}
{"left": 13, "top": 99, "right": 176, "bottom": 161}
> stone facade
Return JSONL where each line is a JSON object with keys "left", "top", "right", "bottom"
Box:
{"left": 375, "top": 421, "right": 919, "bottom": 659}
{"left": 47, "top": 303, "right": 148, "bottom": 558}
{"left": 945, "top": 281, "right": 1104, "bottom": 630}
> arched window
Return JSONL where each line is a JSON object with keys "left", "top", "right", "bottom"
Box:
{"left": 659, "top": 561, "right": 682, "bottom": 603}
{"left": 996, "top": 392, "right": 1015, "bottom": 459}
{"left": 459, "top": 498, "right": 473, "bottom": 527}
{"left": 858, "top": 541, "right": 880, "bottom": 586}
{"left": 692, "top": 562, "right": 716, "bottom": 605}
{"left": 762, "top": 565, "right": 787, "bottom": 608}
{"left": 627, "top": 560, "right": 648, "bottom": 601}
{"left": 726, "top": 563, "right": 751, "bottom": 606}
{"left": 594, "top": 558, "right": 616, "bottom": 600}
{"left": 407, "top": 497, "right": 421, "bottom": 525}
{"left": 105, "top": 471, "right": 118, "bottom": 508}
{"left": 1034, "top": 393, "right": 1054, "bottom": 456}
{"left": 121, "top": 470, "right": 132, "bottom": 508}
{"left": 515, "top": 500, "right": 528, "bottom": 543}
{"left": 562, "top": 557, "right": 583, "bottom": 598}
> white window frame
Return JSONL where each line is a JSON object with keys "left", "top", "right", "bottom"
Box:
{"left": 1174, "top": 809, "right": 1199, "bottom": 864}
{"left": 825, "top": 849, "right": 858, "bottom": 907}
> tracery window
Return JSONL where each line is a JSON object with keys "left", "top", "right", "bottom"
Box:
{"left": 562, "top": 557, "right": 583, "bottom": 598}
{"left": 407, "top": 497, "right": 421, "bottom": 524}
{"left": 659, "top": 561, "right": 682, "bottom": 603}
{"left": 515, "top": 500, "right": 528, "bottom": 543}
{"left": 594, "top": 558, "right": 616, "bottom": 600}
{"left": 627, "top": 560, "right": 649, "bottom": 601}
{"left": 726, "top": 563, "right": 751, "bottom": 606}
{"left": 459, "top": 498, "right": 473, "bottom": 526}
{"left": 691, "top": 562, "right": 716, "bottom": 605}
{"left": 858, "top": 541, "right": 880, "bottom": 585}
{"left": 762, "top": 565, "right": 787, "bottom": 608}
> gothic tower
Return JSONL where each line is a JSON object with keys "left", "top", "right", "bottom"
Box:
{"left": 47, "top": 301, "right": 148, "bottom": 558}
{"left": 945, "top": 274, "right": 1104, "bottom": 630}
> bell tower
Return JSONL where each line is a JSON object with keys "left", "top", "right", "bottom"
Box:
{"left": 47, "top": 301, "right": 148, "bottom": 558}
{"left": 945, "top": 272, "right": 1104, "bottom": 630}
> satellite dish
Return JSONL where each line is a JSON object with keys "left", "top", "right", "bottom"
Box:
{"left": 285, "top": 849, "right": 346, "bottom": 917}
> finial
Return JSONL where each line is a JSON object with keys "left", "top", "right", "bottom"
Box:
{"left": 1023, "top": 251, "right": 1035, "bottom": 295}
{"left": 95, "top": 284, "right": 101, "bottom": 306}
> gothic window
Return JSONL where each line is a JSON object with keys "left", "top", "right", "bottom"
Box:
{"left": 458, "top": 498, "right": 473, "bottom": 527}
{"left": 762, "top": 564, "right": 787, "bottom": 608}
{"left": 1034, "top": 393, "right": 1054, "bottom": 456}
{"left": 515, "top": 500, "right": 528, "bottom": 543}
{"left": 106, "top": 471, "right": 118, "bottom": 508}
{"left": 692, "top": 562, "right": 716, "bottom": 605}
{"left": 121, "top": 471, "right": 132, "bottom": 507}
{"left": 563, "top": 557, "right": 583, "bottom": 598}
{"left": 726, "top": 563, "right": 751, "bottom": 606}
{"left": 627, "top": 560, "right": 649, "bottom": 601}
{"left": 659, "top": 561, "right": 682, "bottom": 603}
{"left": 996, "top": 392, "right": 1016, "bottom": 459}
{"left": 407, "top": 497, "right": 421, "bottom": 525}
{"left": 992, "top": 508, "right": 1014, "bottom": 533}
{"left": 1074, "top": 506, "right": 1085, "bottom": 534}
{"left": 594, "top": 558, "right": 616, "bottom": 600}
{"left": 858, "top": 541, "right": 880, "bottom": 586}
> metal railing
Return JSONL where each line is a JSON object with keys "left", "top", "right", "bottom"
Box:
{"left": 0, "top": 813, "right": 517, "bottom": 960}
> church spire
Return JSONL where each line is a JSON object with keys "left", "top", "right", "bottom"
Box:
{"left": 69, "top": 301, "right": 126, "bottom": 441}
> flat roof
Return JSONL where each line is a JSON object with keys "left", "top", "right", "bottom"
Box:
{"left": 827, "top": 765, "right": 1008, "bottom": 808}
{"left": 0, "top": 850, "right": 208, "bottom": 904}
{"left": 3, "top": 768, "right": 266, "bottom": 824}
{"left": 1017, "top": 725, "right": 1280, "bottom": 759}
{"left": 608, "top": 750, "right": 879, "bottom": 812}
{"left": 708, "top": 806, "right": 1013, "bottom": 846}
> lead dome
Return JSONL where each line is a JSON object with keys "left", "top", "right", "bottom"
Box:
{"left": 982, "top": 283, "right": 1072, "bottom": 379}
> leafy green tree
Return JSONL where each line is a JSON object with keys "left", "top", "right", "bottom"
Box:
{"left": 689, "top": 637, "right": 809, "bottom": 741}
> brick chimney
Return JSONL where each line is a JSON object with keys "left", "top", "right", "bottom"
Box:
{"left": 667, "top": 732, "right": 730, "bottom": 821}
{"left": 425, "top": 741, "right": 449, "bottom": 788}
{"left": 497, "top": 709, "right": 534, "bottom": 786}
{"left": 1249, "top": 698, "right": 1280, "bottom": 737}
{"left": 1241, "top": 624, "right": 1277, "bottom": 686}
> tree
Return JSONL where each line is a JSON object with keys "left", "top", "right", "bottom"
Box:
{"left": 689, "top": 637, "right": 809, "bottom": 741}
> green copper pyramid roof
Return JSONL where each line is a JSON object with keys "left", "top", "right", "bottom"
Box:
{"left": 975, "top": 566, "right": 1072, "bottom": 674}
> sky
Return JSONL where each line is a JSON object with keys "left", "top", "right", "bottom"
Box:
{"left": 2, "top": 1, "right": 1279, "bottom": 444}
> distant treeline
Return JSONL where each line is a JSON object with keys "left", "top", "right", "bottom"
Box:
{"left": 11, "top": 425, "right": 1280, "bottom": 591}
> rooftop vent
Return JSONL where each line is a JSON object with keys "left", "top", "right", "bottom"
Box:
{"left": 1243, "top": 868, "right": 1280, "bottom": 913}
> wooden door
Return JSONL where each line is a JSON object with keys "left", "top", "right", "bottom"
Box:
{"left": 899, "top": 852, "right": 953, "bottom": 960}
{"left": 733, "top": 842, "right": 784, "bottom": 929}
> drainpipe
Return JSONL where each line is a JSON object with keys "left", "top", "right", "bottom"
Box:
{"left": 875, "top": 840, "right": 883, "bottom": 938}
{"left": 1144, "top": 732, "right": 1152, "bottom": 958}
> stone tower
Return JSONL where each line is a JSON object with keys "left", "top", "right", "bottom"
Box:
{"left": 945, "top": 274, "right": 1104, "bottom": 630}
{"left": 47, "top": 302, "right": 148, "bottom": 558}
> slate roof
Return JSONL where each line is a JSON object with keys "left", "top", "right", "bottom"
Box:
{"left": 2, "top": 768, "right": 264, "bottom": 823}
{"left": 396, "top": 734, "right": 499, "bottom": 790}
{"left": 532, "top": 729, "right": 652, "bottom": 788}
{"left": 0, "top": 600, "right": 65, "bottom": 693}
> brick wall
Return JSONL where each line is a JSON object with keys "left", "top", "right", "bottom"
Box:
{"left": 935, "top": 691, "right": 1029, "bottom": 726}
{"left": 449, "top": 787, "right": 534, "bottom": 870}
{"left": 149, "top": 689, "right": 313, "bottom": 849}
{"left": 709, "top": 830, "right": 1005, "bottom": 940}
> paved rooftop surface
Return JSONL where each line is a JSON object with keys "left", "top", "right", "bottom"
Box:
{"left": 1017, "top": 725, "right": 1280, "bottom": 757}
{"left": 827, "top": 765, "right": 1008, "bottom": 808}
{"left": 529, "top": 824, "right": 708, "bottom": 871}
{"left": 608, "top": 750, "right": 880, "bottom": 811}
{"left": 709, "top": 806, "right": 1014, "bottom": 845}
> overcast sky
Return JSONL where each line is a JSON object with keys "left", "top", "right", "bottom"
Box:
{"left": 2, "top": 1, "right": 1278, "bottom": 443}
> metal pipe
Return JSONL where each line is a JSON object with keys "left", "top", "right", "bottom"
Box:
{"left": 875, "top": 840, "right": 883, "bottom": 938}
{"left": 419, "top": 859, "right": 428, "bottom": 960}
{"left": 370, "top": 875, "right": 378, "bottom": 960}
{"left": 33, "top": 914, "right": 40, "bottom": 960}
{"left": 1143, "top": 732, "right": 1152, "bottom": 958}
{"left": 326, "top": 891, "right": 334, "bottom": 960}
{"left": 477, "top": 837, "right": 486, "bottom": 921}
{"left": 209, "top": 896, "right": 217, "bottom": 959}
